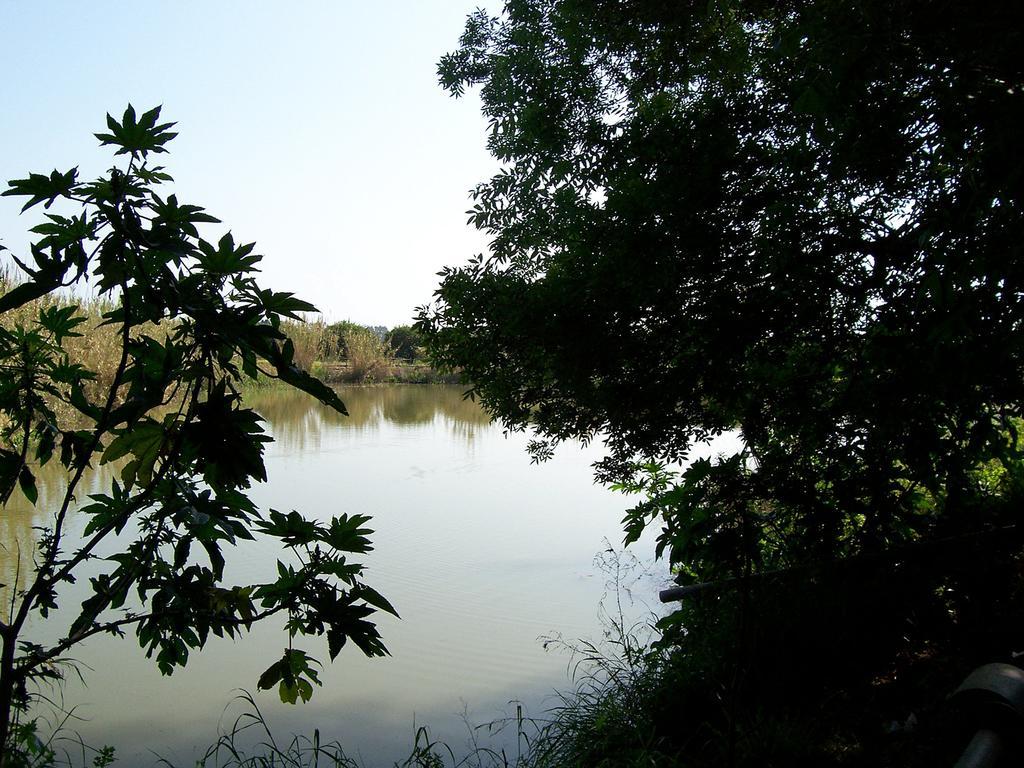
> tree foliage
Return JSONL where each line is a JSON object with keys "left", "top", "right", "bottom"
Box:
{"left": 386, "top": 325, "right": 424, "bottom": 362}
{"left": 0, "top": 107, "right": 394, "bottom": 763}
{"left": 421, "top": 6, "right": 1024, "bottom": 758}
{"left": 422, "top": 0, "right": 1024, "bottom": 576}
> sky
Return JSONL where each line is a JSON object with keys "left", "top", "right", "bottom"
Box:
{"left": 0, "top": 1, "right": 499, "bottom": 328}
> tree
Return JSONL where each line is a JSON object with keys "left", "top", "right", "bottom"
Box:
{"left": 423, "top": 0, "right": 1024, "bottom": 575}
{"left": 386, "top": 324, "right": 424, "bottom": 362}
{"left": 0, "top": 106, "right": 395, "bottom": 764}
{"left": 420, "top": 1, "right": 1024, "bottom": 757}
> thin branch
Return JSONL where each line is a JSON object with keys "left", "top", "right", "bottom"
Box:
{"left": 47, "top": 377, "right": 199, "bottom": 589}
{"left": 11, "top": 241, "right": 135, "bottom": 638}
{"left": 19, "top": 603, "right": 288, "bottom": 676}
{"left": 43, "top": 362, "right": 232, "bottom": 633}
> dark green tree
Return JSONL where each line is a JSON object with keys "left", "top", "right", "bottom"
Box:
{"left": 386, "top": 324, "right": 424, "bottom": 362}
{"left": 423, "top": 0, "right": 1024, "bottom": 579}
{"left": 0, "top": 107, "right": 395, "bottom": 765}
{"left": 420, "top": 2, "right": 1024, "bottom": 759}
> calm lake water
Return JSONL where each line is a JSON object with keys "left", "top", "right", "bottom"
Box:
{"left": 1, "top": 385, "right": 666, "bottom": 766}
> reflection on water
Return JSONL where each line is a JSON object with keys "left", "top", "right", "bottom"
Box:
{"left": 0, "top": 460, "right": 117, "bottom": 614}
{"left": 3, "top": 385, "right": 658, "bottom": 767}
{"left": 244, "top": 384, "right": 492, "bottom": 453}
{"left": 1, "top": 387, "right": 488, "bottom": 604}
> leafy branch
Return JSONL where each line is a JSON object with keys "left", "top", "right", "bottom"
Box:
{"left": 0, "top": 105, "right": 393, "bottom": 764}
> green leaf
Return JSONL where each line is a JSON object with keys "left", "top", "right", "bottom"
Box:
{"left": 323, "top": 514, "right": 374, "bottom": 554}
{"left": 195, "top": 232, "right": 260, "bottom": 275}
{"left": 17, "top": 465, "right": 37, "bottom": 505}
{"left": 255, "top": 288, "right": 319, "bottom": 321}
{"left": 35, "top": 421, "right": 58, "bottom": 466}
{"left": 0, "top": 281, "right": 58, "bottom": 314}
{"left": 2, "top": 168, "right": 78, "bottom": 212}
{"left": 181, "top": 388, "right": 270, "bottom": 489}
{"left": 278, "top": 681, "right": 300, "bottom": 704}
{"left": 95, "top": 104, "right": 177, "bottom": 157}
{"left": 151, "top": 194, "right": 221, "bottom": 239}
{"left": 257, "top": 659, "right": 285, "bottom": 691}
{"left": 255, "top": 509, "right": 319, "bottom": 545}
{"left": 101, "top": 420, "right": 165, "bottom": 487}
{"left": 37, "top": 304, "right": 87, "bottom": 344}
{"left": 327, "top": 628, "right": 347, "bottom": 660}
{"left": 351, "top": 584, "right": 399, "bottom": 618}
{"left": 259, "top": 649, "right": 321, "bottom": 704}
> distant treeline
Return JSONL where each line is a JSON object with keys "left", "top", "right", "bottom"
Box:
{"left": 282, "top": 319, "right": 453, "bottom": 384}
{"left": 0, "top": 267, "right": 447, "bottom": 393}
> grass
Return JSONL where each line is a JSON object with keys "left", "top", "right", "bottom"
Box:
{"left": 174, "top": 549, "right": 666, "bottom": 768}
{"left": 179, "top": 629, "right": 668, "bottom": 768}
{"left": 182, "top": 692, "right": 451, "bottom": 768}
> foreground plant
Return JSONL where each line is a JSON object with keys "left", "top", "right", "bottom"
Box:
{"left": 186, "top": 691, "right": 450, "bottom": 768}
{"left": 0, "top": 106, "right": 395, "bottom": 765}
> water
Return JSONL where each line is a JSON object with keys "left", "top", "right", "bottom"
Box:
{"left": 2, "top": 385, "right": 666, "bottom": 766}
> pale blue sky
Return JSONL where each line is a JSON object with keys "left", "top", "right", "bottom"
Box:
{"left": 0, "top": 1, "right": 497, "bottom": 327}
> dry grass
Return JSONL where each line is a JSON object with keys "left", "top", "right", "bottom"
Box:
{"left": 280, "top": 316, "right": 332, "bottom": 373}
{"left": 1, "top": 269, "right": 446, "bottom": 406}
{"left": 0, "top": 268, "right": 127, "bottom": 421}
{"left": 0, "top": 268, "right": 338, "bottom": 406}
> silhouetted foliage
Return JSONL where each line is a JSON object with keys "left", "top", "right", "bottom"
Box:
{"left": 421, "top": 1, "right": 1024, "bottom": 762}
{"left": 0, "top": 107, "right": 395, "bottom": 765}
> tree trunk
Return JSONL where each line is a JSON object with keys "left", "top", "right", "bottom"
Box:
{"left": 0, "top": 633, "right": 16, "bottom": 768}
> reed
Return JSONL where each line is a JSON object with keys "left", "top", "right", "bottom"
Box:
{"left": 280, "top": 316, "right": 332, "bottom": 374}
{"left": 0, "top": 268, "right": 337, "bottom": 403}
{"left": 0, "top": 267, "right": 127, "bottom": 423}
{"left": 185, "top": 691, "right": 454, "bottom": 768}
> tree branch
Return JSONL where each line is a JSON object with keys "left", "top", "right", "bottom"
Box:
{"left": 12, "top": 256, "right": 135, "bottom": 640}
{"left": 18, "top": 602, "right": 288, "bottom": 677}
